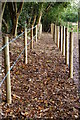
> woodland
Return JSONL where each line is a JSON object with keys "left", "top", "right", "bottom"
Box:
{"left": 0, "top": 1, "right": 80, "bottom": 119}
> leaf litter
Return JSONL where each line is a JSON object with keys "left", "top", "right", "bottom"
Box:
{"left": 1, "top": 33, "right": 79, "bottom": 119}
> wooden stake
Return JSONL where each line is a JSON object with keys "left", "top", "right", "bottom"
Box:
{"left": 57, "top": 26, "right": 59, "bottom": 47}
{"left": 65, "top": 28, "right": 68, "bottom": 65}
{"left": 62, "top": 26, "right": 65, "bottom": 56}
{"left": 52, "top": 24, "right": 54, "bottom": 38}
{"left": 41, "top": 24, "right": 42, "bottom": 35}
{"left": 38, "top": 24, "right": 40, "bottom": 40}
{"left": 61, "top": 26, "right": 63, "bottom": 52}
{"left": 53, "top": 24, "right": 55, "bottom": 41}
{"left": 30, "top": 25, "right": 33, "bottom": 49}
{"left": 55, "top": 24, "right": 56, "bottom": 43}
{"left": 24, "top": 24, "right": 27, "bottom": 64}
{"left": 36, "top": 25, "right": 37, "bottom": 42}
{"left": 59, "top": 26, "right": 62, "bottom": 52}
{"left": 79, "top": 39, "right": 80, "bottom": 86}
{"left": 40, "top": 24, "right": 42, "bottom": 36}
{"left": 3, "top": 36, "right": 11, "bottom": 104}
{"left": 59, "top": 26, "right": 61, "bottom": 50}
{"left": 69, "top": 32, "right": 73, "bottom": 78}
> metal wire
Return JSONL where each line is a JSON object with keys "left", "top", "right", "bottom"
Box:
{"left": 0, "top": 25, "right": 36, "bottom": 52}
{"left": 0, "top": 24, "right": 38, "bottom": 87}
{"left": 0, "top": 32, "right": 24, "bottom": 52}
{"left": 33, "top": 35, "right": 36, "bottom": 39}
{"left": 0, "top": 35, "right": 35, "bottom": 87}
{"left": 0, "top": 47, "right": 25, "bottom": 87}
{"left": 27, "top": 25, "right": 36, "bottom": 31}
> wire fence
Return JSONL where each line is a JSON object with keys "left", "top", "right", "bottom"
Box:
{"left": 0, "top": 24, "right": 38, "bottom": 88}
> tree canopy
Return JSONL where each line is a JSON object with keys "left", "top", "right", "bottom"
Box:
{"left": 1, "top": 1, "right": 78, "bottom": 35}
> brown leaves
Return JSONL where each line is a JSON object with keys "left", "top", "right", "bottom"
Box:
{"left": 1, "top": 33, "right": 79, "bottom": 119}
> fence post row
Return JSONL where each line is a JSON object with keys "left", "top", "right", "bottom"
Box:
{"left": 51, "top": 23, "right": 73, "bottom": 79}
{"left": 24, "top": 23, "right": 27, "bottom": 64}
{"left": 30, "top": 25, "right": 33, "bottom": 49}
{"left": 1, "top": 23, "right": 40, "bottom": 104}
{"left": 3, "top": 36, "right": 11, "bottom": 104}
{"left": 69, "top": 32, "right": 73, "bottom": 78}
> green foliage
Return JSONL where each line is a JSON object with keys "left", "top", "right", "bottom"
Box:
{"left": 42, "top": 2, "right": 78, "bottom": 32}
{"left": 2, "top": 1, "right": 78, "bottom": 34}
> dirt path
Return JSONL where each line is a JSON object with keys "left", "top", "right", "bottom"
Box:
{"left": 1, "top": 33, "right": 79, "bottom": 119}
{"left": 73, "top": 33, "right": 79, "bottom": 85}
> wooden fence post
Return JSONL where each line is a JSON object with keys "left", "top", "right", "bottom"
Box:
{"left": 57, "top": 26, "right": 59, "bottom": 47}
{"left": 36, "top": 25, "right": 37, "bottom": 42}
{"left": 62, "top": 26, "right": 65, "bottom": 56}
{"left": 60, "top": 26, "right": 62, "bottom": 52}
{"left": 40, "top": 23, "right": 42, "bottom": 37}
{"left": 59, "top": 26, "right": 61, "bottom": 50}
{"left": 41, "top": 24, "right": 42, "bottom": 35}
{"left": 65, "top": 28, "right": 68, "bottom": 65}
{"left": 53, "top": 24, "right": 55, "bottom": 41}
{"left": 55, "top": 24, "right": 56, "bottom": 43}
{"left": 30, "top": 25, "right": 33, "bottom": 49}
{"left": 24, "top": 23, "right": 27, "bottom": 64}
{"left": 69, "top": 32, "right": 73, "bottom": 78}
{"left": 3, "top": 36, "right": 11, "bottom": 104}
{"left": 61, "top": 26, "right": 63, "bottom": 52}
{"left": 79, "top": 39, "right": 80, "bottom": 88}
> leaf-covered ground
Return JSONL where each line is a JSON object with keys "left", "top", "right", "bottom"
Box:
{"left": 1, "top": 33, "right": 79, "bottom": 119}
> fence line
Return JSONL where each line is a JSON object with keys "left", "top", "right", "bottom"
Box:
{"left": 0, "top": 26, "right": 37, "bottom": 52}
{"left": 51, "top": 23, "right": 73, "bottom": 79}
{"left": 1, "top": 22, "right": 42, "bottom": 103}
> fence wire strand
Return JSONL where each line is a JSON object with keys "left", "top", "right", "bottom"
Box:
{"left": 0, "top": 25, "right": 36, "bottom": 52}
{"left": 0, "top": 34, "right": 36, "bottom": 87}
{"left": 0, "top": 32, "right": 24, "bottom": 52}
{"left": 0, "top": 24, "right": 38, "bottom": 87}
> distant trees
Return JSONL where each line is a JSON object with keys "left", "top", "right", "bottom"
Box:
{"left": 1, "top": 1, "right": 78, "bottom": 35}
{"left": 42, "top": 2, "right": 78, "bottom": 32}
{"left": 2, "top": 2, "right": 24, "bottom": 36}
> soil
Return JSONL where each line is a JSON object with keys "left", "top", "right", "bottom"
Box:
{"left": 0, "top": 33, "right": 79, "bottom": 119}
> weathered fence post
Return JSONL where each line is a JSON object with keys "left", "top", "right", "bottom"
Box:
{"left": 55, "top": 24, "right": 56, "bottom": 44}
{"left": 79, "top": 39, "right": 80, "bottom": 93}
{"left": 36, "top": 25, "right": 37, "bottom": 42}
{"left": 65, "top": 28, "right": 68, "bottom": 65}
{"left": 62, "top": 26, "right": 65, "bottom": 56}
{"left": 59, "top": 26, "right": 61, "bottom": 50}
{"left": 24, "top": 23, "right": 27, "bottom": 64}
{"left": 57, "top": 26, "right": 59, "bottom": 47}
{"left": 61, "top": 26, "right": 63, "bottom": 52}
{"left": 69, "top": 32, "right": 73, "bottom": 78}
{"left": 40, "top": 23, "right": 42, "bottom": 37}
{"left": 3, "top": 36, "right": 11, "bottom": 104}
{"left": 38, "top": 24, "right": 41, "bottom": 40}
{"left": 59, "top": 26, "right": 62, "bottom": 52}
{"left": 30, "top": 25, "right": 33, "bottom": 49}
{"left": 41, "top": 24, "right": 42, "bottom": 35}
{"left": 53, "top": 24, "right": 55, "bottom": 41}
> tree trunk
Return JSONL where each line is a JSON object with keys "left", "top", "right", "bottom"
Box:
{"left": 0, "top": 2, "right": 6, "bottom": 32}
{"left": 10, "top": 2, "right": 24, "bottom": 36}
{"left": 32, "top": 15, "right": 36, "bottom": 26}
{"left": 12, "top": 14, "right": 19, "bottom": 36}
{"left": 38, "top": 11, "right": 42, "bottom": 24}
